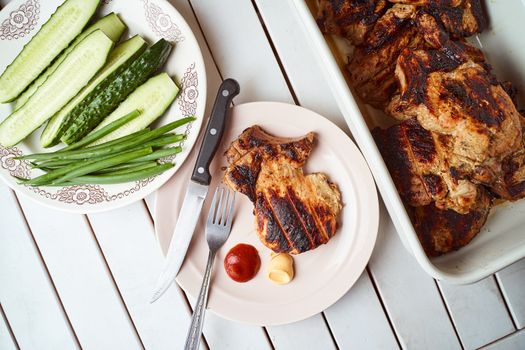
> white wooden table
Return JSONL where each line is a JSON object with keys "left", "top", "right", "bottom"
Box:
{"left": 1, "top": 1, "right": 524, "bottom": 349}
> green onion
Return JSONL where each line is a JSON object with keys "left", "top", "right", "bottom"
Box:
{"left": 97, "top": 162, "right": 159, "bottom": 176}
{"left": 20, "top": 129, "right": 151, "bottom": 161}
{"left": 128, "top": 146, "right": 182, "bottom": 163}
{"left": 58, "top": 109, "right": 142, "bottom": 152}
{"left": 54, "top": 163, "right": 174, "bottom": 185}
{"left": 22, "top": 147, "right": 152, "bottom": 186}
{"left": 92, "top": 161, "right": 158, "bottom": 174}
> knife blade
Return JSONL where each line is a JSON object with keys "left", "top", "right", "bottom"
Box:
{"left": 151, "top": 79, "right": 239, "bottom": 303}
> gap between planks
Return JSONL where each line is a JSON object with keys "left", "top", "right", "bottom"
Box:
{"left": 84, "top": 216, "right": 147, "bottom": 350}
{"left": 10, "top": 191, "right": 82, "bottom": 349}
{"left": 0, "top": 303, "right": 20, "bottom": 350}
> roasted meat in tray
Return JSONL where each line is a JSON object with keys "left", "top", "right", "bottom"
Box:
{"left": 224, "top": 126, "right": 342, "bottom": 254}
{"left": 317, "top": 0, "right": 525, "bottom": 256}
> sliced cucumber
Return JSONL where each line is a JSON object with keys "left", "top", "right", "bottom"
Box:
{"left": 61, "top": 39, "right": 173, "bottom": 144}
{"left": 0, "top": 30, "right": 113, "bottom": 147}
{"left": 15, "top": 12, "right": 126, "bottom": 110}
{"left": 91, "top": 73, "right": 179, "bottom": 145}
{"left": 41, "top": 35, "right": 147, "bottom": 148}
{"left": 0, "top": 0, "right": 100, "bottom": 103}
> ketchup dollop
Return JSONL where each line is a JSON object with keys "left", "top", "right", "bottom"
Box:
{"left": 224, "top": 244, "right": 261, "bottom": 282}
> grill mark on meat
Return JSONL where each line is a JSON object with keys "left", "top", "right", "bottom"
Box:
{"left": 406, "top": 119, "right": 437, "bottom": 163}
{"left": 501, "top": 81, "right": 518, "bottom": 107}
{"left": 267, "top": 189, "right": 314, "bottom": 253}
{"left": 227, "top": 153, "right": 262, "bottom": 202}
{"left": 364, "top": 9, "right": 413, "bottom": 53}
{"left": 255, "top": 192, "right": 291, "bottom": 252}
{"left": 427, "top": 0, "right": 487, "bottom": 39}
{"left": 316, "top": 0, "right": 390, "bottom": 45}
{"left": 336, "top": 0, "right": 382, "bottom": 26}
{"left": 442, "top": 78, "right": 505, "bottom": 127}
{"left": 468, "top": 0, "right": 488, "bottom": 31}
{"left": 230, "top": 165, "right": 257, "bottom": 202}
{"left": 287, "top": 188, "right": 327, "bottom": 246}
{"left": 411, "top": 199, "right": 489, "bottom": 256}
{"left": 398, "top": 43, "right": 469, "bottom": 106}
{"left": 373, "top": 125, "right": 431, "bottom": 205}
{"left": 422, "top": 174, "right": 444, "bottom": 196}
{"left": 506, "top": 182, "right": 525, "bottom": 199}
{"left": 280, "top": 143, "right": 300, "bottom": 163}
{"left": 449, "top": 166, "right": 461, "bottom": 182}
{"left": 314, "top": 206, "right": 337, "bottom": 237}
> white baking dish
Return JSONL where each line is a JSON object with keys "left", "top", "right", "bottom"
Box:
{"left": 291, "top": 0, "right": 525, "bottom": 284}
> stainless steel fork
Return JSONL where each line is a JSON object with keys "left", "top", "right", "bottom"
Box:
{"left": 184, "top": 185, "right": 235, "bottom": 350}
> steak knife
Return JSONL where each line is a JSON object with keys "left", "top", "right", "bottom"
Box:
{"left": 151, "top": 79, "right": 240, "bottom": 303}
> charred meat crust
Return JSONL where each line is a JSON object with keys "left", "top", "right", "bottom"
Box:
{"left": 224, "top": 126, "right": 342, "bottom": 254}
{"left": 316, "top": 0, "right": 390, "bottom": 45}
{"left": 409, "top": 190, "right": 490, "bottom": 256}
{"left": 255, "top": 192, "right": 292, "bottom": 253}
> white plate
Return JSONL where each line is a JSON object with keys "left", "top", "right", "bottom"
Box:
{"left": 0, "top": 0, "right": 206, "bottom": 213}
{"left": 292, "top": 0, "right": 525, "bottom": 284}
{"left": 154, "top": 102, "right": 379, "bottom": 325}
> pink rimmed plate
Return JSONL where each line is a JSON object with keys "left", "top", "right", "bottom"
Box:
{"left": 154, "top": 102, "right": 379, "bottom": 325}
{"left": 0, "top": 0, "right": 206, "bottom": 213}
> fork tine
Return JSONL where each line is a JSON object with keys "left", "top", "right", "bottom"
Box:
{"left": 214, "top": 186, "right": 228, "bottom": 225}
{"left": 207, "top": 186, "right": 220, "bottom": 226}
{"left": 225, "top": 191, "right": 235, "bottom": 228}
{"left": 220, "top": 188, "right": 230, "bottom": 226}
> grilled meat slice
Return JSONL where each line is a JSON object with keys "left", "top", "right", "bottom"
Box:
{"left": 389, "top": 0, "right": 487, "bottom": 38}
{"left": 224, "top": 126, "right": 342, "bottom": 254}
{"left": 373, "top": 118, "right": 485, "bottom": 213}
{"left": 485, "top": 114, "right": 525, "bottom": 200}
{"left": 495, "top": 148, "right": 525, "bottom": 201}
{"left": 387, "top": 42, "right": 522, "bottom": 165}
{"left": 408, "top": 189, "right": 491, "bottom": 257}
{"left": 347, "top": 4, "right": 423, "bottom": 108}
{"left": 316, "top": 0, "right": 390, "bottom": 45}
{"left": 224, "top": 125, "right": 314, "bottom": 202}
{"left": 255, "top": 161, "right": 342, "bottom": 254}
{"left": 374, "top": 118, "right": 492, "bottom": 255}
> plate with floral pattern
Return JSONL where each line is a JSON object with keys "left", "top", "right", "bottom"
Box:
{"left": 0, "top": 0, "right": 206, "bottom": 213}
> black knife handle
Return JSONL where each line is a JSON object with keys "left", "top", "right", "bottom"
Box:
{"left": 191, "top": 79, "right": 240, "bottom": 185}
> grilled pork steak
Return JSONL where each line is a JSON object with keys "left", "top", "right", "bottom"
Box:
{"left": 387, "top": 43, "right": 522, "bottom": 165}
{"left": 224, "top": 126, "right": 342, "bottom": 254}
{"left": 318, "top": 0, "right": 487, "bottom": 110}
{"left": 407, "top": 193, "right": 491, "bottom": 257}
{"left": 373, "top": 118, "right": 488, "bottom": 214}
{"left": 316, "top": 0, "right": 390, "bottom": 45}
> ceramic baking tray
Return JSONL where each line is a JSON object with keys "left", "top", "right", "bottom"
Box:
{"left": 291, "top": 0, "right": 525, "bottom": 284}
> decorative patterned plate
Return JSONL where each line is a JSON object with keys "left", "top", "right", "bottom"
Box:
{"left": 0, "top": 0, "right": 207, "bottom": 213}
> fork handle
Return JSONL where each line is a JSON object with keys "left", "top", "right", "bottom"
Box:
{"left": 184, "top": 250, "right": 216, "bottom": 350}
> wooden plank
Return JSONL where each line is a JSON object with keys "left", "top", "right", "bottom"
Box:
{"left": 266, "top": 315, "right": 336, "bottom": 350}
{"left": 253, "top": 0, "right": 348, "bottom": 133}
{"left": 190, "top": 0, "right": 293, "bottom": 105}
{"left": 15, "top": 196, "right": 142, "bottom": 349}
{"left": 439, "top": 277, "right": 515, "bottom": 349}
{"left": 0, "top": 305, "right": 18, "bottom": 350}
{"left": 496, "top": 259, "right": 525, "bottom": 329}
{"left": 368, "top": 204, "right": 462, "bottom": 349}
{"left": 189, "top": 0, "right": 337, "bottom": 348}
{"left": 0, "top": 186, "right": 78, "bottom": 350}
{"left": 324, "top": 272, "right": 399, "bottom": 349}
{"left": 482, "top": 329, "right": 525, "bottom": 350}
{"left": 184, "top": 295, "right": 272, "bottom": 350}
{"left": 88, "top": 202, "right": 207, "bottom": 350}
